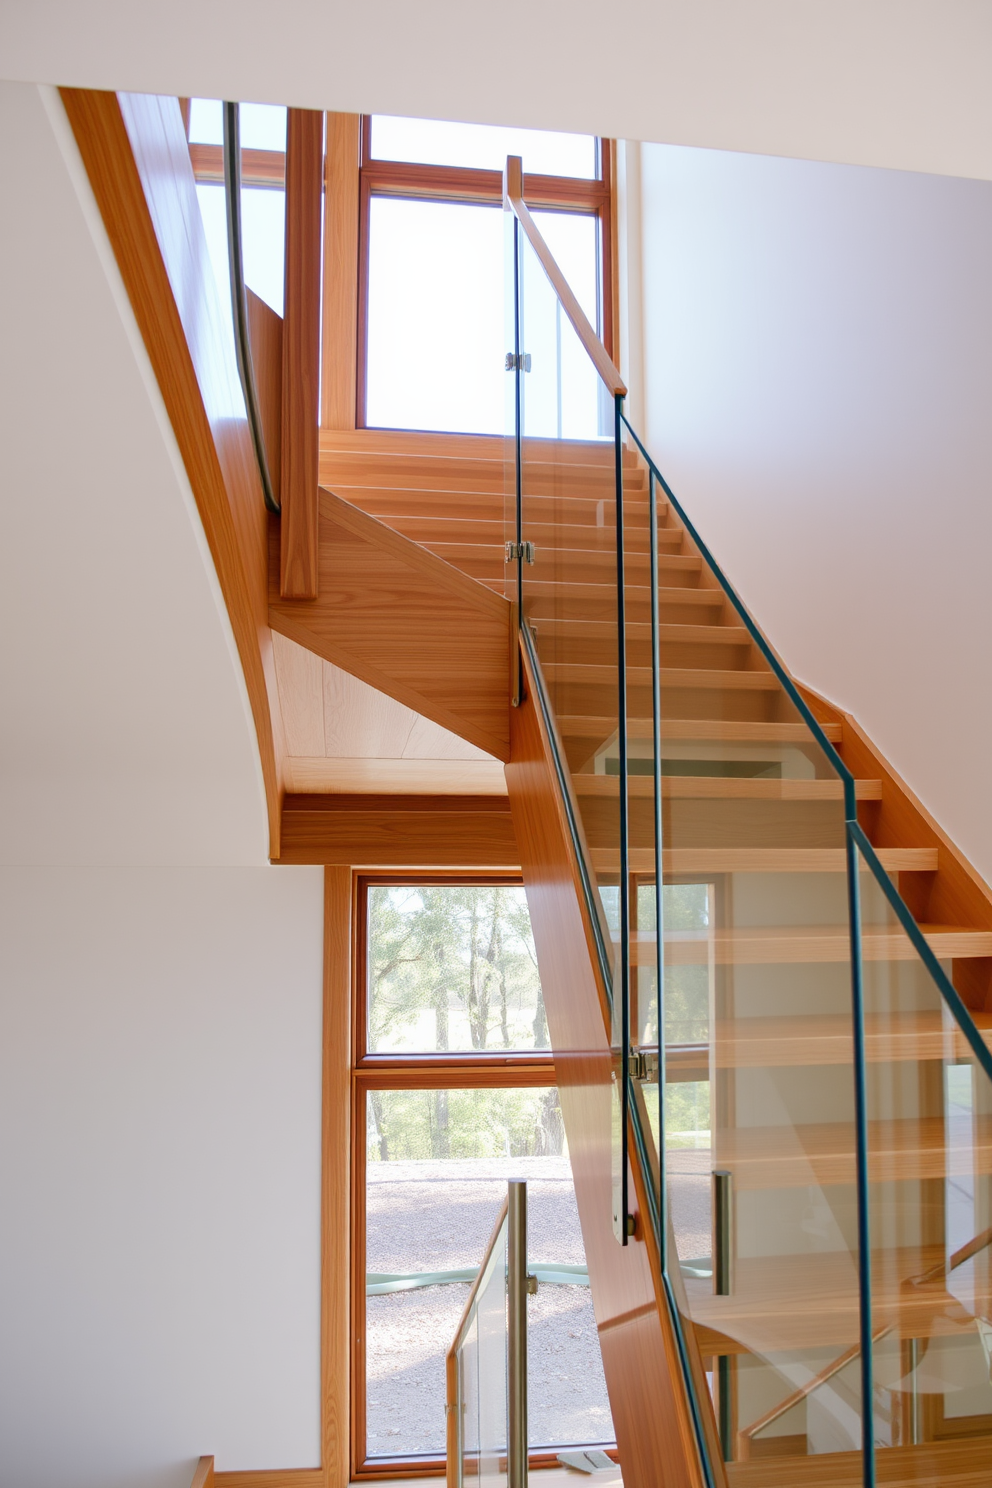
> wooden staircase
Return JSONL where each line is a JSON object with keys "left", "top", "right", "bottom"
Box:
{"left": 322, "top": 425, "right": 992, "bottom": 1485}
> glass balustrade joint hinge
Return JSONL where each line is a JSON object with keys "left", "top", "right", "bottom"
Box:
{"left": 630, "top": 1050, "right": 659, "bottom": 1082}
{"left": 526, "top": 1273, "right": 538, "bottom": 1295}
{"left": 505, "top": 541, "right": 536, "bottom": 564}
{"left": 505, "top": 352, "right": 532, "bottom": 372}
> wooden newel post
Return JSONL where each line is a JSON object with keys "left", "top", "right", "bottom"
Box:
{"left": 281, "top": 107, "right": 324, "bottom": 600}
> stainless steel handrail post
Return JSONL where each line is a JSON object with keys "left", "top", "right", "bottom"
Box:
{"left": 507, "top": 1179, "right": 529, "bottom": 1488}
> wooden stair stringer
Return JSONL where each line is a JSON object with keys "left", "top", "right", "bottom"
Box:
{"left": 797, "top": 679, "right": 992, "bottom": 1013}
{"left": 268, "top": 486, "right": 512, "bottom": 763}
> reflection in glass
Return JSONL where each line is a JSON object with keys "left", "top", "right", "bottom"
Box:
{"left": 854, "top": 850, "right": 992, "bottom": 1455}
{"left": 370, "top": 115, "right": 597, "bottom": 179}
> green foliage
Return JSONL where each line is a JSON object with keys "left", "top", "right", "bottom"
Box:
{"left": 367, "top": 885, "right": 547, "bottom": 1054}
{"left": 368, "top": 1086, "right": 564, "bottom": 1163}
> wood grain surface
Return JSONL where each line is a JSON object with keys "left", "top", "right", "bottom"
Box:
{"left": 322, "top": 868, "right": 352, "bottom": 1487}
{"left": 321, "top": 114, "right": 361, "bottom": 430}
{"left": 278, "top": 794, "right": 519, "bottom": 867}
{"left": 246, "top": 288, "right": 283, "bottom": 507}
{"left": 269, "top": 489, "right": 511, "bottom": 761}
{"left": 60, "top": 89, "right": 286, "bottom": 857}
{"left": 280, "top": 109, "right": 323, "bottom": 599}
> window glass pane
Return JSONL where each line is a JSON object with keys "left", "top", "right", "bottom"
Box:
{"left": 194, "top": 182, "right": 285, "bottom": 318}
{"left": 240, "top": 186, "right": 285, "bottom": 315}
{"left": 189, "top": 97, "right": 222, "bottom": 145}
{"left": 368, "top": 885, "right": 547, "bottom": 1053}
{"left": 188, "top": 98, "right": 286, "bottom": 151}
{"left": 239, "top": 102, "right": 286, "bottom": 151}
{"left": 365, "top": 1086, "right": 613, "bottom": 1458}
{"left": 530, "top": 209, "right": 599, "bottom": 329}
{"left": 365, "top": 197, "right": 504, "bottom": 434}
{"left": 370, "top": 115, "right": 597, "bottom": 179}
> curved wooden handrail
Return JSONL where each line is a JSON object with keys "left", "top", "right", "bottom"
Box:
{"left": 503, "top": 155, "right": 626, "bottom": 398}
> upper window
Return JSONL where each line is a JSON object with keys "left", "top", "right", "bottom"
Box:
{"left": 365, "top": 883, "right": 548, "bottom": 1055}
{"left": 359, "top": 115, "right": 613, "bottom": 437}
{"left": 368, "top": 115, "right": 598, "bottom": 178}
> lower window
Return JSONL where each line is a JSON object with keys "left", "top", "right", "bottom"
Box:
{"left": 352, "top": 877, "right": 615, "bottom": 1475}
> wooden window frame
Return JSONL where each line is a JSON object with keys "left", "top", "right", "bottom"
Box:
{"left": 356, "top": 118, "right": 616, "bottom": 432}
{"left": 350, "top": 871, "right": 565, "bottom": 1481}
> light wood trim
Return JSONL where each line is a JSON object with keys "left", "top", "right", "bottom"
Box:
{"left": 280, "top": 109, "right": 324, "bottom": 599}
{"left": 189, "top": 142, "right": 285, "bottom": 188}
{"left": 269, "top": 488, "right": 511, "bottom": 762}
{"left": 504, "top": 156, "right": 626, "bottom": 398}
{"left": 727, "top": 1437, "right": 992, "bottom": 1487}
{"left": 283, "top": 756, "right": 506, "bottom": 796}
{"left": 190, "top": 1458, "right": 214, "bottom": 1488}
{"left": 60, "top": 89, "right": 285, "bottom": 857}
{"left": 593, "top": 846, "right": 938, "bottom": 875}
{"left": 322, "top": 868, "right": 352, "bottom": 1488}
{"left": 278, "top": 794, "right": 519, "bottom": 868}
{"left": 245, "top": 289, "right": 283, "bottom": 508}
{"left": 215, "top": 1474, "right": 323, "bottom": 1488}
{"left": 574, "top": 774, "right": 882, "bottom": 801}
{"left": 321, "top": 114, "right": 361, "bottom": 430}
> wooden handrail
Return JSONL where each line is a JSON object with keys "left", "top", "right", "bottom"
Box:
{"left": 503, "top": 155, "right": 626, "bottom": 398}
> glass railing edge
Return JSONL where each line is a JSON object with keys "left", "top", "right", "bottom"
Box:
{"left": 619, "top": 413, "right": 856, "bottom": 816}
{"left": 628, "top": 1087, "right": 719, "bottom": 1488}
{"left": 850, "top": 819, "right": 992, "bottom": 1081}
{"left": 520, "top": 623, "right": 615, "bottom": 1003}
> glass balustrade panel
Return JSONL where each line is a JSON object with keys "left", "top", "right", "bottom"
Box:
{"left": 613, "top": 426, "right": 868, "bottom": 1471}
{"left": 512, "top": 222, "right": 617, "bottom": 961}
{"left": 457, "top": 1218, "right": 509, "bottom": 1486}
{"left": 852, "top": 844, "right": 992, "bottom": 1463}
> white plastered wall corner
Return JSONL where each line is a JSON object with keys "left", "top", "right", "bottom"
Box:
{"left": 0, "top": 83, "right": 326, "bottom": 1488}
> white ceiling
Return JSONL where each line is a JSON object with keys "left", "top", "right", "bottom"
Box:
{"left": 0, "top": 81, "right": 269, "bottom": 865}
{"left": 2, "top": 0, "right": 990, "bottom": 180}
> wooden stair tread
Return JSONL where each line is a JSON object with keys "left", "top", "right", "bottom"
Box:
{"left": 539, "top": 619, "right": 750, "bottom": 645}
{"left": 665, "top": 1010, "right": 992, "bottom": 1072}
{"left": 634, "top": 924, "right": 992, "bottom": 965}
{"left": 575, "top": 774, "right": 880, "bottom": 800}
{"left": 713, "top": 1113, "right": 992, "bottom": 1189}
{"left": 590, "top": 847, "right": 937, "bottom": 875}
{"left": 727, "top": 1438, "right": 992, "bottom": 1488}
{"left": 545, "top": 663, "right": 780, "bottom": 691}
{"left": 687, "top": 1245, "right": 992, "bottom": 1354}
{"left": 559, "top": 717, "right": 843, "bottom": 743}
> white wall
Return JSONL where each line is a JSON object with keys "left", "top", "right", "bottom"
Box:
{"left": 0, "top": 81, "right": 270, "bottom": 868}
{"left": 635, "top": 142, "right": 992, "bottom": 878}
{"left": 1, "top": 0, "right": 991, "bottom": 181}
{"left": 0, "top": 864, "right": 325, "bottom": 1488}
{"left": 0, "top": 83, "right": 329, "bottom": 1487}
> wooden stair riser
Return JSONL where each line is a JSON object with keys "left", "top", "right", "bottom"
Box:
{"left": 579, "top": 795, "right": 850, "bottom": 850}
{"left": 375, "top": 514, "right": 671, "bottom": 555}
{"left": 545, "top": 678, "right": 781, "bottom": 724}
